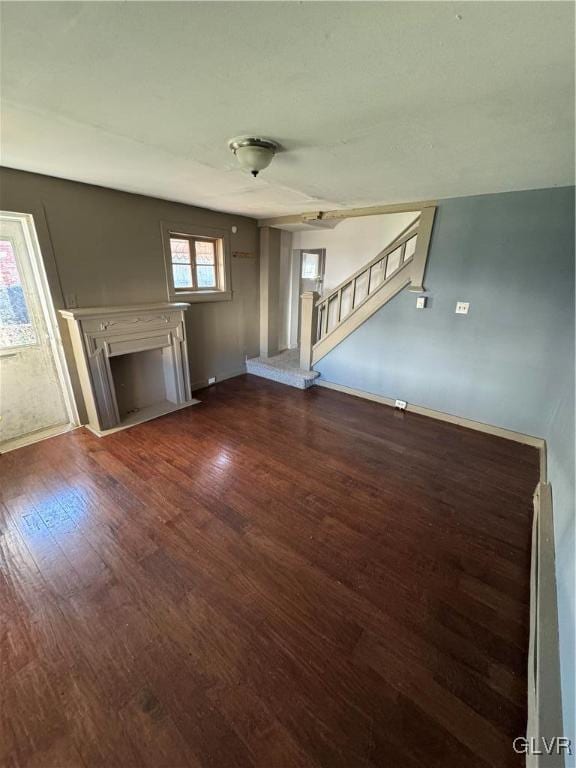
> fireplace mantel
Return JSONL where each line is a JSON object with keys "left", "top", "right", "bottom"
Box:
{"left": 60, "top": 303, "right": 198, "bottom": 437}
{"left": 60, "top": 302, "right": 191, "bottom": 321}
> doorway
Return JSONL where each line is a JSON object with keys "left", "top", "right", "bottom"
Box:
{"left": 300, "top": 248, "right": 325, "bottom": 296}
{"left": 291, "top": 248, "right": 325, "bottom": 349}
{"left": 0, "top": 212, "right": 77, "bottom": 452}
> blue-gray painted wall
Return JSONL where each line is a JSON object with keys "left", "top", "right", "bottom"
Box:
{"left": 317, "top": 187, "right": 573, "bottom": 438}
{"left": 315, "top": 186, "right": 575, "bottom": 746}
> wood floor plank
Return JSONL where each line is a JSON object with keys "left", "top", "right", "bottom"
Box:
{"left": 0, "top": 375, "right": 538, "bottom": 767}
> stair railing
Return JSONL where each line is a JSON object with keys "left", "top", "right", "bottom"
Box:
{"left": 299, "top": 206, "right": 436, "bottom": 370}
{"left": 315, "top": 219, "right": 419, "bottom": 342}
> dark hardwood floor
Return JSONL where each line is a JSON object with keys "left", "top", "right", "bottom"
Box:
{"left": 0, "top": 375, "right": 539, "bottom": 768}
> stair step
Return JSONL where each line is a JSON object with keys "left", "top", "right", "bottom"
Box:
{"left": 246, "top": 350, "right": 319, "bottom": 390}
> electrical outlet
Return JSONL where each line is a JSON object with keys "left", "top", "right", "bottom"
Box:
{"left": 416, "top": 296, "right": 427, "bottom": 309}
{"left": 455, "top": 301, "right": 470, "bottom": 315}
{"left": 208, "top": 376, "right": 216, "bottom": 385}
{"left": 394, "top": 399, "right": 407, "bottom": 410}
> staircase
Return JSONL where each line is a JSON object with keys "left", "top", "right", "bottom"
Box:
{"left": 300, "top": 206, "right": 436, "bottom": 369}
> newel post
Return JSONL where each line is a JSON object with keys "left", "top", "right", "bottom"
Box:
{"left": 409, "top": 205, "right": 436, "bottom": 293}
{"left": 299, "top": 291, "right": 319, "bottom": 371}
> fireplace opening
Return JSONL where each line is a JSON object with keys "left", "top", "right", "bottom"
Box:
{"left": 109, "top": 349, "right": 168, "bottom": 420}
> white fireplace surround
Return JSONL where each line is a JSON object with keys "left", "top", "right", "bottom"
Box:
{"left": 60, "top": 303, "right": 198, "bottom": 436}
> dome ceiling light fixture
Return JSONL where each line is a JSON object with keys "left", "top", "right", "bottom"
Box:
{"left": 228, "top": 136, "right": 280, "bottom": 177}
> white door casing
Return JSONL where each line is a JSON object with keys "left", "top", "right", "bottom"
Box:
{"left": 0, "top": 212, "right": 77, "bottom": 450}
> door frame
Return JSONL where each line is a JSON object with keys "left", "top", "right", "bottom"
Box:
{"left": 293, "top": 248, "right": 325, "bottom": 349}
{"left": 1, "top": 210, "right": 79, "bottom": 451}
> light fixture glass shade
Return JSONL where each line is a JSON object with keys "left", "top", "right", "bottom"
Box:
{"left": 228, "top": 136, "right": 280, "bottom": 177}
{"left": 235, "top": 145, "right": 274, "bottom": 174}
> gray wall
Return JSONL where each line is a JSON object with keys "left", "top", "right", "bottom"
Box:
{"left": 316, "top": 185, "right": 575, "bottom": 747}
{"left": 0, "top": 167, "right": 260, "bottom": 415}
{"left": 259, "top": 226, "right": 281, "bottom": 358}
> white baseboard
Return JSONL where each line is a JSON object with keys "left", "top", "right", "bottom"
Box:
{"left": 527, "top": 482, "right": 566, "bottom": 768}
{"left": 315, "top": 378, "right": 545, "bottom": 448}
{"left": 0, "top": 422, "right": 76, "bottom": 454}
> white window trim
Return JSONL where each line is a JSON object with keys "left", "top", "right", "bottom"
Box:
{"left": 161, "top": 221, "right": 232, "bottom": 303}
{"left": 301, "top": 249, "right": 325, "bottom": 280}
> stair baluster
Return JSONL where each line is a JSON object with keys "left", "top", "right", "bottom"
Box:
{"left": 299, "top": 207, "right": 436, "bottom": 368}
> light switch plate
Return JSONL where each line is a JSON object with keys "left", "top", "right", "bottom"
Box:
{"left": 416, "top": 296, "right": 427, "bottom": 309}
{"left": 455, "top": 301, "right": 470, "bottom": 315}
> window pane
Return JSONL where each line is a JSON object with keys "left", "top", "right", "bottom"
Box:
{"left": 302, "top": 252, "right": 319, "bottom": 279}
{"left": 196, "top": 265, "right": 216, "bottom": 288}
{"left": 195, "top": 240, "right": 215, "bottom": 265}
{"left": 172, "top": 263, "right": 193, "bottom": 289}
{"left": 0, "top": 240, "right": 37, "bottom": 348}
{"left": 170, "top": 238, "right": 191, "bottom": 264}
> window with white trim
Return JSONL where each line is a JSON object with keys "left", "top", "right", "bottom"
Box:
{"left": 162, "top": 223, "right": 232, "bottom": 303}
{"left": 170, "top": 235, "right": 220, "bottom": 291}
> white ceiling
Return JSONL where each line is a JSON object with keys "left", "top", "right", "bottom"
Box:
{"left": 1, "top": 2, "right": 574, "bottom": 219}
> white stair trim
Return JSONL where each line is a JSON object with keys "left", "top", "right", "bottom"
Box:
{"left": 312, "top": 264, "right": 412, "bottom": 364}
{"left": 299, "top": 206, "right": 436, "bottom": 368}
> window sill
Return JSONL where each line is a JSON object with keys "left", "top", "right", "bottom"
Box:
{"left": 172, "top": 290, "right": 232, "bottom": 304}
